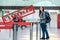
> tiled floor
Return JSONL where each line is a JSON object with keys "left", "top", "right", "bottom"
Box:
{"left": 0, "top": 24, "right": 60, "bottom": 40}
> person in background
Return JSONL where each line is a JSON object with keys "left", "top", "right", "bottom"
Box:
{"left": 39, "top": 6, "right": 49, "bottom": 39}
{"left": 13, "top": 13, "right": 19, "bottom": 31}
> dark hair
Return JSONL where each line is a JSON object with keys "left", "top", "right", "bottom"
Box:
{"left": 39, "top": 7, "right": 44, "bottom": 15}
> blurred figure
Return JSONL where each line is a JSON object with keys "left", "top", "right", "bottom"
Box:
{"left": 13, "top": 13, "right": 19, "bottom": 22}
{"left": 13, "top": 13, "right": 20, "bottom": 31}
{"left": 39, "top": 6, "right": 49, "bottom": 39}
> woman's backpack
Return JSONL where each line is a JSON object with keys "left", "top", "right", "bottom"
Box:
{"left": 45, "top": 11, "right": 51, "bottom": 23}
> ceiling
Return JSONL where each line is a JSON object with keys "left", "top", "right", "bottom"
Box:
{"left": 0, "top": 0, "right": 60, "bottom": 6}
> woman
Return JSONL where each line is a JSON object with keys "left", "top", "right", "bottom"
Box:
{"left": 39, "top": 6, "right": 49, "bottom": 39}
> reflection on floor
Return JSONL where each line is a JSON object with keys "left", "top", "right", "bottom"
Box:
{"left": 0, "top": 24, "right": 60, "bottom": 40}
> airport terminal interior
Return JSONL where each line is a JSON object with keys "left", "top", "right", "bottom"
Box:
{"left": 0, "top": 0, "right": 60, "bottom": 40}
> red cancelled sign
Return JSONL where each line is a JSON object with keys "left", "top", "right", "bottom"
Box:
{"left": 0, "top": 5, "right": 35, "bottom": 29}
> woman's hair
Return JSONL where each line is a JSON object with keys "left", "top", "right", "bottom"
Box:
{"left": 39, "top": 7, "right": 44, "bottom": 15}
{"left": 42, "top": 7, "right": 44, "bottom": 11}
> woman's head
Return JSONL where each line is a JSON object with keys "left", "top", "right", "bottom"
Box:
{"left": 39, "top": 6, "right": 44, "bottom": 12}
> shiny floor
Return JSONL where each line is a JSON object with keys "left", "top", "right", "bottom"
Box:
{"left": 0, "top": 24, "right": 60, "bottom": 40}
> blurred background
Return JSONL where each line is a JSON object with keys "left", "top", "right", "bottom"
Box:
{"left": 0, "top": 0, "right": 60, "bottom": 40}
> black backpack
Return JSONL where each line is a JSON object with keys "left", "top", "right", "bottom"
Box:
{"left": 45, "top": 11, "right": 51, "bottom": 23}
